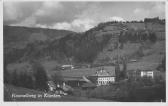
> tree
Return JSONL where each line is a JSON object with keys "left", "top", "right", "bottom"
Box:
{"left": 149, "top": 32, "right": 157, "bottom": 43}
{"left": 52, "top": 71, "right": 63, "bottom": 84}
{"left": 137, "top": 47, "right": 144, "bottom": 57}
{"left": 4, "top": 61, "right": 9, "bottom": 84}
{"left": 12, "top": 70, "right": 19, "bottom": 86}
{"left": 120, "top": 57, "right": 127, "bottom": 80}
{"left": 24, "top": 73, "right": 34, "bottom": 89}
{"left": 18, "top": 72, "right": 34, "bottom": 89}
{"left": 157, "top": 57, "right": 166, "bottom": 72}
{"left": 161, "top": 58, "right": 166, "bottom": 71}
{"left": 115, "top": 61, "right": 120, "bottom": 81}
{"left": 33, "top": 62, "right": 48, "bottom": 91}
{"left": 18, "top": 72, "right": 27, "bottom": 87}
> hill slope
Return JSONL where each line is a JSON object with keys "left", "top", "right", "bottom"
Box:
{"left": 4, "top": 21, "right": 165, "bottom": 72}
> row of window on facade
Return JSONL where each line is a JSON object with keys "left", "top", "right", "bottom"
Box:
{"left": 97, "top": 77, "right": 115, "bottom": 86}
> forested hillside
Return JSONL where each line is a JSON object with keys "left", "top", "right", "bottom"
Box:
{"left": 4, "top": 21, "right": 165, "bottom": 72}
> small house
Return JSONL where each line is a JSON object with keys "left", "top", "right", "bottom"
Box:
{"left": 63, "top": 77, "right": 86, "bottom": 88}
{"left": 141, "top": 70, "right": 154, "bottom": 78}
{"left": 61, "top": 65, "right": 74, "bottom": 70}
{"left": 47, "top": 81, "right": 56, "bottom": 92}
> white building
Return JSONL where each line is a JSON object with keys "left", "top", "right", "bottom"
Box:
{"left": 95, "top": 67, "right": 116, "bottom": 86}
{"left": 61, "top": 65, "right": 74, "bottom": 70}
{"left": 140, "top": 70, "right": 154, "bottom": 78}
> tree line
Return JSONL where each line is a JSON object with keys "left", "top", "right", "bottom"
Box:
{"left": 4, "top": 61, "right": 48, "bottom": 91}
{"left": 119, "top": 30, "right": 157, "bottom": 45}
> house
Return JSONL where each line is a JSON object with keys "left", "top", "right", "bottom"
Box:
{"left": 61, "top": 65, "right": 74, "bottom": 70}
{"left": 141, "top": 70, "right": 154, "bottom": 78}
{"left": 62, "top": 76, "right": 87, "bottom": 88}
{"left": 47, "top": 81, "right": 73, "bottom": 95}
{"left": 127, "top": 69, "right": 154, "bottom": 80}
{"left": 47, "top": 81, "right": 56, "bottom": 92}
{"left": 89, "top": 67, "right": 116, "bottom": 86}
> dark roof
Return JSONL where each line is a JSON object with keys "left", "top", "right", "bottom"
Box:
{"left": 62, "top": 84, "right": 73, "bottom": 91}
{"left": 60, "top": 66, "right": 115, "bottom": 77}
{"left": 82, "top": 82, "right": 96, "bottom": 88}
{"left": 63, "top": 77, "right": 86, "bottom": 82}
{"left": 47, "top": 81, "right": 56, "bottom": 88}
{"left": 90, "top": 67, "right": 116, "bottom": 77}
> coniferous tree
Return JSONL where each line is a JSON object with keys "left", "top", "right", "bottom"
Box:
{"left": 18, "top": 72, "right": 26, "bottom": 87}
{"left": 120, "top": 57, "right": 127, "bottom": 80}
{"left": 115, "top": 61, "right": 120, "bottom": 81}
{"left": 25, "top": 75, "right": 34, "bottom": 89}
{"left": 149, "top": 32, "right": 157, "bottom": 43}
{"left": 4, "top": 61, "right": 9, "bottom": 84}
{"left": 12, "top": 70, "right": 19, "bottom": 86}
{"left": 52, "top": 71, "right": 63, "bottom": 85}
{"left": 33, "top": 62, "right": 48, "bottom": 91}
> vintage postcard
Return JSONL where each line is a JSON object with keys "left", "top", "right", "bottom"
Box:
{"left": 2, "top": 0, "right": 166, "bottom": 103}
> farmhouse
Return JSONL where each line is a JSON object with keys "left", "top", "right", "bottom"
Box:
{"left": 127, "top": 69, "right": 155, "bottom": 80}
{"left": 140, "top": 70, "right": 154, "bottom": 78}
{"left": 89, "top": 67, "right": 116, "bottom": 86}
{"left": 62, "top": 76, "right": 86, "bottom": 88}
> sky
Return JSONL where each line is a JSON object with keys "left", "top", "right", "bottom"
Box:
{"left": 3, "top": 1, "right": 165, "bottom": 32}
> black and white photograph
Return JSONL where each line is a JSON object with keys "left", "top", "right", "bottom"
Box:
{"left": 2, "top": 0, "right": 166, "bottom": 102}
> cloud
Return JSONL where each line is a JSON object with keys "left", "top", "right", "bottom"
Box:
{"left": 35, "top": 1, "right": 63, "bottom": 17}
{"left": 71, "top": 18, "right": 95, "bottom": 32}
{"left": 108, "top": 16, "right": 126, "bottom": 22}
{"left": 133, "top": 2, "right": 165, "bottom": 19}
{"left": 10, "top": 16, "right": 36, "bottom": 27}
{"left": 3, "top": 2, "right": 19, "bottom": 21}
{"left": 3, "top": 2, "right": 42, "bottom": 24}
{"left": 52, "top": 22, "right": 71, "bottom": 30}
{"left": 51, "top": 18, "right": 95, "bottom": 32}
{"left": 134, "top": 8, "right": 143, "bottom": 14}
{"left": 4, "top": 1, "right": 165, "bottom": 32}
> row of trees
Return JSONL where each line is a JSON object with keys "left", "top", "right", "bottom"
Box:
{"left": 4, "top": 62, "right": 48, "bottom": 91}
{"left": 119, "top": 30, "right": 157, "bottom": 45}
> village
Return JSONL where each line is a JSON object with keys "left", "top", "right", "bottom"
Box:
{"left": 44, "top": 17, "right": 165, "bottom": 100}
{"left": 46, "top": 59, "right": 165, "bottom": 101}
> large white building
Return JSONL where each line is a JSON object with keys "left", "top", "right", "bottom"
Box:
{"left": 92, "top": 67, "right": 116, "bottom": 86}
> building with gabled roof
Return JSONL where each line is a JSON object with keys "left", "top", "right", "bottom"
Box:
{"left": 47, "top": 81, "right": 56, "bottom": 92}
{"left": 89, "top": 67, "right": 116, "bottom": 86}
